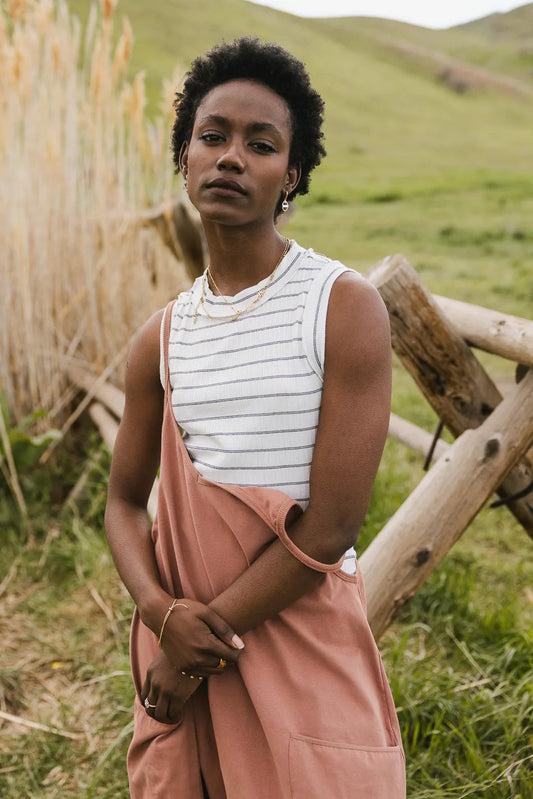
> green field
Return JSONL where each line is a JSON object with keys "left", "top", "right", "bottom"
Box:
{"left": 1, "top": 1, "right": 532, "bottom": 796}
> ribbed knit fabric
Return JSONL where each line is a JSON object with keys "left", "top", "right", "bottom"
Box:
{"left": 160, "top": 241, "right": 350, "bottom": 511}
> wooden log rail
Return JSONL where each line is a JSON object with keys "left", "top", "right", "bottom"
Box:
{"left": 68, "top": 366, "right": 158, "bottom": 520}
{"left": 434, "top": 295, "right": 533, "bottom": 368}
{"left": 360, "top": 367, "right": 533, "bottom": 639}
{"left": 368, "top": 255, "right": 533, "bottom": 536}
{"left": 67, "top": 256, "right": 533, "bottom": 640}
{"left": 388, "top": 412, "right": 450, "bottom": 464}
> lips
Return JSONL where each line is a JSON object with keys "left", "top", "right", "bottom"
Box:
{"left": 206, "top": 178, "right": 247, "bottom": 196}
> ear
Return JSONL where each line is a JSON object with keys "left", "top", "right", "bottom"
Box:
{"left": 286, "top": 164, "right": 301, "bottom": 195}
{"left": 179, "top": 141, "right": 189, "bottom": 176}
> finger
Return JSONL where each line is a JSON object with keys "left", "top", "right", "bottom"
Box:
{"left": 142, "top": 695, "right": 158, "bottom": 716}
{"left": 198, "top": 606, "right": 245, "bottom": 652}
{"left": 140, "top": 675, "right": 149, "bottom": 704}
{"left": 167, "top": 697, "right": 185, "bottom": 726}
{"left": 193, "top": 654, "right": 235, "bottom": 677}
{"left": 187, "top": 638, "right": 240, "bottom": 671}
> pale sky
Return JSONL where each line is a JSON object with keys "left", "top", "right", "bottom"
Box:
{"left": 247, "top": 0, "right": 526, "bottom": 29}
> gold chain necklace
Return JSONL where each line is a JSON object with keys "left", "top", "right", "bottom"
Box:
{"left": 193, "top": 238, "right": 290, "bottom": 324}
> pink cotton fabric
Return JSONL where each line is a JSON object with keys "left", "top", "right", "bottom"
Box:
{"left": 127, "top": 303, "right": 406, "bottom": 799}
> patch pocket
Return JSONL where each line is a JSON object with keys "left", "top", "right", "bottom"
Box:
{"left": 289, "top": 733, "right": 405, "bottom": 799}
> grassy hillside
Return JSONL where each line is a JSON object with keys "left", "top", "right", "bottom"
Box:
{"left": 457, "top": 2, "right": 533, "bottom": 39}
{"left": 314, "top": 6, "right": 533, "bottom": 89}
{"left": 64, "top": 0, "right": 533, "bottom": 317}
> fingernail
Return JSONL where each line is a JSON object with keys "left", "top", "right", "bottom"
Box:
{"left": 232, "top": 634, "right": 245, "bottom": 649}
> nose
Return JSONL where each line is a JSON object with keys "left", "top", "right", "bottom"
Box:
{"left": 216, "top": 140, "right": 245, "bottom": 173}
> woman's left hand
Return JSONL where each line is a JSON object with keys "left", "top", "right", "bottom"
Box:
{"left": 158, "top": 597, "right": 244, "bottom": 677}
{"left": 140, "top": 650, "right": 202, "bottom": 725}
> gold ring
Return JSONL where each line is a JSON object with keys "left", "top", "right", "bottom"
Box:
{"left": 216, "top": 658, "right": 227, "bottom": 670}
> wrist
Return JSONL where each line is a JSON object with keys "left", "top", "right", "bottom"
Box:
{"left": 137, "top": 588, "right": 174, "bottom": 636}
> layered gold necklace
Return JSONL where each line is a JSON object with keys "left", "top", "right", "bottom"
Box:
{"left": 194, "top": 238, "right": 290, "bottom": 324}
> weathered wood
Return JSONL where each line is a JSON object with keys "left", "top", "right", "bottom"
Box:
{"left": 388, "top": 412, "right": 450, "bottom": 463}
{"left": 360, "top": 368, "right": 533, "bottom": 639}
{"left": 88, "top": 402, "right": 119, "bottom": 450}
{"left": 139, "top": 194, "right": 294, "bottom": 282}
{"left": 368, "top": 254, "right": 533, "bottom": 534}
{"left": 434, "top": 294, "right": 533, "bottom": 367}
{"left": 88, "top": 401, "right": 158, "bottom": 520}
{"left": 69, "top": 365, "right": 125, "bottom": 418}
{"left": 139, "top": 196, "right": 206, "bottom": 281}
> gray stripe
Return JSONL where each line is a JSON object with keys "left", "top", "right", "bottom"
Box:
{"left": 193, "top": 458, "right": 313, "bottom": 472}
{"left": 224, "top": 479, "right": 310, "bottom": 488}
{"left": 285, "top": 278, "right": 314, "bottom": 287}
{"left": 171, "top": 320, "right": 298, "bottom": 348}
{"left": 176, "top": 371, "right": 315, "bottom": 391}
{"left": 181, "top": 416, "right": 319, "bottom": 430}
{"left": 171, "top": 354, "right": 306, "bottom": 376}
{"left": 313, "top": 277, "right": 331, "bottom": 370}
{"left": 188, "top": 443, "right": 312, "bottom": 454}
{"left": 174, "top": 300, "right": 306, "bottom": 327}
{"left": 176, "top": 386, "right": 322, "bottom": 409}
{"left": 169, "top": 336, "right": 302, "bottom": 362}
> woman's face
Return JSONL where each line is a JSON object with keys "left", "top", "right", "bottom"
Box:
{"left": 181, "top": 79, "right": 299, "bottom": 229}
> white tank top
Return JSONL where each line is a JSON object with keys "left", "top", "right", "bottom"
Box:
{"left": 160, "top": 241, "right": 357, "bottom": 571}
{"left": 161, "top": 242, "right": 346, "bottom": 500}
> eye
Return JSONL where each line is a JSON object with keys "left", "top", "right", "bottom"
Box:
{"left": 250, "top": 141, "right": 277, "bottom": 154}
{"left": 199, "top": 132, "right": 224, "bottom": 144}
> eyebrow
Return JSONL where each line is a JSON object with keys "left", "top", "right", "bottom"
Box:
{"left": 198, "top": 114, "right": 282, "bottom": 136}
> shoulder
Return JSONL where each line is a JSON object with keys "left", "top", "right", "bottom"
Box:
{"left": 329, "top": 270, "right": 388, "bottom": 326}
{"left": 125, "top": 308, "right": 166, "bottom": 397}
{"left": 325, "top": 270, "right": 391, "bottom": 373}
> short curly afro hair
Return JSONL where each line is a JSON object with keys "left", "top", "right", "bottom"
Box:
{"left": 171, "top": 37, "right": 326, "bottom": 210}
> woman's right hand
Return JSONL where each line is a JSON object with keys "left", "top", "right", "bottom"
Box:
{"left": 158, "top": 597, "right": 245, "bottom": 677}
{"left": 141, "top": 651, "right": 199, "bottom": 725}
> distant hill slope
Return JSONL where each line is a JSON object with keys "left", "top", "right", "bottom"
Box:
{"left": 307, "top": 7, "right": 533, "bottom": 93}
{"left": 65, "top": 0, "right": 533, "bottom": 195}
{"left": 62, "top": 0, "right": 533, "bottom": 315}
{"left": 454, "top": 2, "right": 533, "bottom": 40}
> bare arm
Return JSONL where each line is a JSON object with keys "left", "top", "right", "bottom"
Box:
{"left": 104, "top": 311, "right": 165, "bottom": 617}
{"left": 104, "top": 311, "right": 242, "bottom": 673}
{"left": 208, "top": 272, "right": 392, "bottom": 632}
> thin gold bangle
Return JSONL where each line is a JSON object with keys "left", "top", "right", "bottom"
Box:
{"left": 157, "top": 599, "right": 189, "bottom": 648}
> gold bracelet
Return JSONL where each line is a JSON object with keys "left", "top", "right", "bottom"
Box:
{"left": 157, "top": 599, "right": 189, "bottom": 647}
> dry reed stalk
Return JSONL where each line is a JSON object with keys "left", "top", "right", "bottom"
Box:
{"left": 0, "top": 0, "right": 188, "bottom": 430}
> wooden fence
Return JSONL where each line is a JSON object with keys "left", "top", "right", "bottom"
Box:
{"left": 69, "top": 245, "right": 533, "bottom": 640}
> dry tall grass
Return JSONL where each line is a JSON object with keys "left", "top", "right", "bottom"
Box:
{"left": 0, "top": 0, "right": 187, "bottom": 429}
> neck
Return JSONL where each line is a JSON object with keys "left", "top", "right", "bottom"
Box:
{"left": 202, "top": 223, "right": 289, "bottom": 296}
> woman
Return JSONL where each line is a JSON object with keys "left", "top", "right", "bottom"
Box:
{"left": 105, "top": 37, "right": 405, "bottom": 799}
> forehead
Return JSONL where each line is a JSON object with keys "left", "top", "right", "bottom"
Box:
{"left": 194, "top": 79, "right": 292, "bottom": 133}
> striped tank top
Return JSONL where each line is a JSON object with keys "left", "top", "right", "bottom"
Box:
{"left": 160, "top": 240, "right": 357, "bottom": 570}
{"left": 161, "top": 240, "right": 350, "bottom": 502}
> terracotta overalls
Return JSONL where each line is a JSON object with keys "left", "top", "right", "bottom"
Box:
{"left": 127, "top": 303, "right": 406, "bottom": 799}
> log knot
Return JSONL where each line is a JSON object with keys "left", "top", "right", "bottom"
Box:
{"left": 484, "top": 434, "right": 502, "bottom": 460}
{"left": 414, "top": 547, "right": 432, "bottom": 567}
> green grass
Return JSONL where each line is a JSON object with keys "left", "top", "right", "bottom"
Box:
{"left": 2, "top": 431, "right": 532, "bottom": 798}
